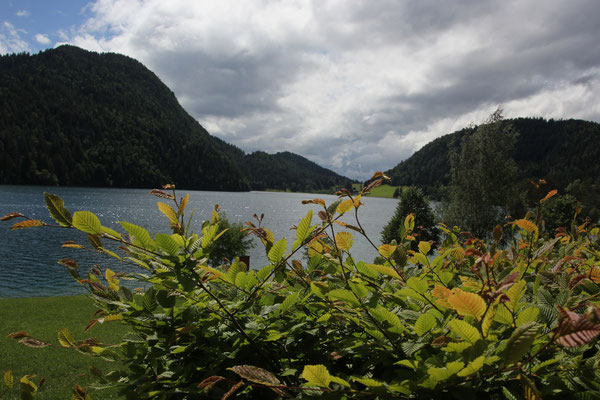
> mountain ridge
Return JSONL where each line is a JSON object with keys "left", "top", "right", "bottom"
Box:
{"left": 0, "top": 45, "right": 352, "bottom": 192}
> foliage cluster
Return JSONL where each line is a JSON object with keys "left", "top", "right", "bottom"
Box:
{"left": 385, "top": 116, "right": 600, "bottom": 221}
{"left": 3, "top": 174, "right": 600, "bottom": 399}
{"left": 0, "top": 46, "right": 352, "bottom": 193}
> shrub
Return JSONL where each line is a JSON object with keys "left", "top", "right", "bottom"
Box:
{"left": 3, "top": 177, "right": 600, "bottom": 399}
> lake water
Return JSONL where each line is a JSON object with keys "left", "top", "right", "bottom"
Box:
{"left": 0, "top": 186, "right": 397, "bottom": 298}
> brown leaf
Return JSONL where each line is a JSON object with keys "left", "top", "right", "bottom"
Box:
{"left": 10, "top": 220, "right": 44, "bottom": 230}
{"left": 149, "top": 189, "right": 175, "bottom": 200}
{"left": 228, "top": 365, "right": 281, "bottom": 386}
{"left": 19, "top": 337, "right": 50, "bottom": 348}
{"left": 222, "top": 381, "right": 245, "bottom": 400}
{"left": 7, "top": 331, "right": 29, "bottom": 339}
{"left": 1, "top": 212, "right": 25, "bottom": 221}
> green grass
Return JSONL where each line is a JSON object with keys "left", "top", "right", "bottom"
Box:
{"left": 353, "top": 183, "right": 400, "bottom": 198}
{"left": 0, "top": 295, "right": 128, "bottom": 399}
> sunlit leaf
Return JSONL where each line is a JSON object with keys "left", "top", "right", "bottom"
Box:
{"left": 448, "top": 318, "right": 481, "bottom": 344}
{"left": 447, "top": 288, "right": 486, "bottom": 319}
{"left": 366, "top": 263, "right": 401, "bottom": 279}
{"left": 351, "top": 376, "right": 383, "bottom": 387}
{"left": 457, "top": 355, "right": 485, "bottom": 377}
{"left": 328, "top": 289, "right": 359, "bottom": 306}
{"left": 294, "top": 210, "right": 313, "bottom": 250}
{"left": 515, "top": 219, "right": 538, "bottom": 234}
{"left": 540, "top": 189, "right": 558, "bottom": 203}
{"left": 155, "top": 233, "right": 181, "bottom": 256}
{"left": 335, "top": 232, "right": 353, "bottom": 251}
{"left": 336, "top": 199, "right": 354, "bottom": 215}
{"left": 10, "top": 220, "right": 44, "bottom": 230}
{"left": 378, "top": 244, "right": 397, "bottom": 258}
{"left": 302, "top": 365, "right": 331, "bottom": 388}
{"left": 58, "top": 328, "right": 75, "bottom": 348}
{"left": 72, "top": 211, "right": 102, "bottom": 234}
{"left": 268, "top": 238, "right": 287, "bottom": 264}
{"left": 418, "top": 241, "right": 431, "bottom": 255}
{"left": 120, "top": 221, "right": 155, "bottom": 250}
{"left": 279, "top": 292, "right": 300, "bottom": 315}
{"left": 4, "top": 370, "right": 13, "bottom": 388}
{"left": 414, "top": 312, "right": 437, "bottom": 336}
{"left": 157, "top": 202, "right": 178, "bottom": 226}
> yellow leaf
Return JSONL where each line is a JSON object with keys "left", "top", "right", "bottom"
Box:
{"left": 378, "top": 244, "right": 397, "bottom": 258}
{"left": 432, "top": 285, "right": 453, "bottom": 308}
{"left": 418, "top": 241, "right": 431, "bottom": 255}
{"left": 447, "top": 288, "right": 486, "bottom": 320}
{"left": 105, "top": 268, "right": 119, "bottom": 291}
{"left": 10, "top": 220, "right": 44, "bottom": 230}
{"left": 302, "top": 365, "right": 331, "bottom": 388}
{"left": 336, "top": 199, "right": 354, "bottom": 215}
{"left": 506, "top": 280, "right": 526, "bottom": 312}
{"left": 336, "top": 232, "right": 354, "bottom": 251}
{"left": 540, "top": 189, "right": 558, "bottom": 203}
{"left": 178, "top": 194, "right": 189, "bottom": 216}
{"left": 590, "top": 267, "right": 600, "bottom": 284}
{"left": 353, "top": 195, "right": 362, "bottom": 208}
{"left": 157, "top": 202, "right": 178, "bottom": 226}
{"left": 366, "top": 264, "right": 402, "bottom": 279}
{"left": 515, "top": 219, "right": 538, "bottom": 234}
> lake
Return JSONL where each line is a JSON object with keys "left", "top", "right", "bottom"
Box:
{"left": 0, "top": 186, "right": 398, "bottom": 298}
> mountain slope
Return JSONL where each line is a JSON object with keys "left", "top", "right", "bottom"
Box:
{"left": 385, "top": 118, "right": 600, "bottom": 198}
{"left": 0, "top": 45, "right": 351, "bottom": 192}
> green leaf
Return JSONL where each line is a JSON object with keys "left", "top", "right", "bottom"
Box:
{"left": 330, "top": 376, "right": 350, "bottom": 387}
{"left": 371, "top": 306, "right": 404, "bottom": 330}
{"left": 155, "top": 234, "right": 181, "bottom": 256}
{"left": 355, "top": 261, "right": 378, "bottom": 278}
{"left": 119, "top": 221, "right": 154, "bottom": 249}
{"left": 279, "top": 292, "right": 300, "bottom": 315}
{"left": 294, "top": 210, "right": 313, "bottom": 250}
{"left": 448, "top": 318, "right": 481, "bottom": 344}
{"left": 457, "top": 355, "right": 485, "bottom": 377}
{"left": 414, "top": 312, "right": 437, "bottom": 336}
{"left": 502, "top": 386, "right": 519, "bottom": 400}
{"left": 143, "top": 288, "right": 157, "bottom": 312}
{"left": 351, "top": 377, "right": 383, "bottom": 387}
{"left": 349, "top": 281, "right": 369, "bottom": 298}
{"left": 505, "top": 322, "right": 539, "bottom": 365}
{"left": 72, "top": 211, "right": 102, "bottom": 234}
{"left": 257, "top": 265, "right": 274, "bottom": 281}
{"left": 406, "top": 277, "right": 429, "bottom": 294}
{"left": 268, "top": 238, "right": 287, "bottom": 264}
{"left": 427, "top": 361, "right": 464, "bottom": 382}
{"left": 516, "top": 306, "right": 540, "bottom": 327}
{"left": 302, "top": 365, "right": 331, "bottom": 388}
{"left": 328, "top": 289, "right": 359, "bottom": 306}
{"left": 157, "top": 202, "right": 178, "bottom": 226}
{"left": 4, "top": 370, "right": 13, "bottom": 388}
{"left": 44, "top": 193, "right": 72, "bottom": 226}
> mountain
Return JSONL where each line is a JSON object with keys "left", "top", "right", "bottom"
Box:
{"left": 0, "top": 45, "right": 351, "bottom": 192}
{"left": 385, "top": 118, "right": 600, "bottom": 200}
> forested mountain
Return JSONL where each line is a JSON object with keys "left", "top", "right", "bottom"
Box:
{"left": 385, "top": 118, "right": 600, "bottom": 200}
{"left": 0, "top": 45, "right": 351, "bottom": 192}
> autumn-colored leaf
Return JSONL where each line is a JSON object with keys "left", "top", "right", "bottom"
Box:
{"left": 515, "top": 219, "right": 538, "bottom": 234}
{"left": 10, "top": 220, "right": 44, "bottom": 230}
{"left": 447, "top": 288, "right": 486, "bottom": 320}
{"left": 540, "top": 189, "right": 558, "bottom": 203}
{"left": 228, "top": 365, "right": 281, "bottom": 386}
{"left": 335, "top": 232, "right": 353, "bottom": 251}
{"left": 1, "top": 212, "right": 24, "bottom": 221}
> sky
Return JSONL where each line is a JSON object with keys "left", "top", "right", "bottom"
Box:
{"left": 2, "top": 1, "right": 600, "bottom": 180}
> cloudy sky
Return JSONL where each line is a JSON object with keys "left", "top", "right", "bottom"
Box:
{"left": 2, "top": 0, "right": 600, "bottom": 179}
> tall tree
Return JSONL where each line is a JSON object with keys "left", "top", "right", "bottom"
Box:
{"left": 442, "top": 108, "right": 519, "bottom": 238}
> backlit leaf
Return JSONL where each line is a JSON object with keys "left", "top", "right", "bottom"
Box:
{"left": 72, "top": 211, "right": 102, "bottom": 234}
{"left": 268, "top": 238, "right": 287, "bottom": 264}
{"left": 294, "top": 210, "right": 313, "bottom": 250}
{"left": 540, "top": 189, "right": 558, "bottom": 203}
{"left": 4, "top": 370, "right": 13, "bottom": 388}
{"left": 515, "top": 219, "right": 538, "bottom": 234}
{"left": 58, "top": 328, "right": 75, "bottom": 348}
{"left": 427, "top": 361, "right": 464, "bottom": 382}
{"left": 328, "top": 289, "right": 359, "bottom": 306}
{"left": 10, "top": 220, "right": 44, "bottom": 230}
{"left": 178, "top": 194, "right": 189, "bottom": 216}
{"left": 351, "top": 377, "right": 383, "bottom": 387}
{"left": 418, "top": 241, "right": 431, "bottom": 255}
{"left": 335, "top": 232, "right": 353, "bottom": 251}
{"left": 506, "top": 280, "right": 526, "bottom": 312}
{"left": 519, "top": 374, "right": 541, "bottom": 400}
{"left": 447, "top": 288, "right": 486, "bottom": 319}
{"left": 44, "top": 193, "right": 72, "bottom": 226}
{"left": 157, "top": 202, "right": 178, "bottom": 226}
{"left": 414, "top": 313, "right": 437, "bottom": 336}
{"left": 448, "top": 318, "right": 481, "bottom": 344}
{"left": 336, "top": 199, "right": 354, "bottom": 214}
{"left": 155, "top": 234, "right": 180, "bottom": 256}
{"left": 516, "top": 306, "right": 540, "bottom": 327}
{"left": 302, "top": 364, "right": 331, "bottom": 388}
{"left": 120, "top": 221, "right": 155, "bottom": 250}
{"left": 457, "top": 355, "right": 485, "bottom": 377}
{"left": 505, "top": 322, "right": 539, "bottom": 365}
{"left": 378, "top": 244, "right": 397, "bottom": 258}
{"left": 279, "top": 292, "right": 300, "bottom": 315}
{"left": 366, "top": 263, "right": 401, "bottom": 279}
{"left": 19, "top": 337, "right": 50, "bottom": 348}
{"left": 0, "top": 212, "right": 24, "bottom": 221}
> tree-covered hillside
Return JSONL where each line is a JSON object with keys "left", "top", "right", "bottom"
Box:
{"left": 386, "top": 118, "right": 600, "bottom": 200}
{"left": 0, "top": 45, "right": 351, "bottom": 192}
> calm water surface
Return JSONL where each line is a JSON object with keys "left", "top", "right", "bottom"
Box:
{"left": 0, "top": 186, "right": 397, "bottom": 298}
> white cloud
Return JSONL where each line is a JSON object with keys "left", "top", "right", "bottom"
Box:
{"left": 16, "top": 10, "right": 30, "bottom": 17}
{"left": 35, "top": 33, "right": 51, "bottom": 45}
{"left": 0, "top": 21, "right": 29, "bottom": 54}
{"left": 61, "top": 0, "right": 600, "bottom": 179}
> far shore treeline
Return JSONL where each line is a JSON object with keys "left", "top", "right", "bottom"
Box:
{"left": 0, "top": 45, "right": 353, "bottom": 193}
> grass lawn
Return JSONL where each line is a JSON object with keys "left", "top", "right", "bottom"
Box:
{"left": 0, "top": 295, "right": 129, "bottom": 399}
{"left": 353, "top": 183, "right": 400, "bottom": 198}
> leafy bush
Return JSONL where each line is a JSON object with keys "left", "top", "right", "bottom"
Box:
{"left": 381, "top": 186, "right": 439, "bottom": 249}
{"left": 3, "top": 176, "right": 600, "bottom": 399}
{"left": 205, "top": 211, "right": 255, "bottom": 267}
